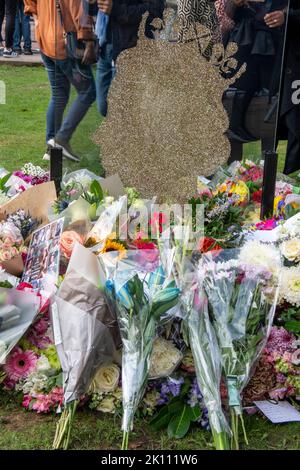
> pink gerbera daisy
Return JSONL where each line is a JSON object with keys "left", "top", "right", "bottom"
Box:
{"left": 4, "top": 347, "right": 37, "bottom": 381}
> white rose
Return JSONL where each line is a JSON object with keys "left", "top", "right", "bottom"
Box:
{"left": 149, "top": 338, "right": 183, "bottom": 378}
{"left": 282, "top": 239, "right": 300, "bottom": 262}
{"left": 89, "top": 363, "right": 120, "bottom": 394}
{"left": 97, "top": 396, "right": 116, "bottom": 414}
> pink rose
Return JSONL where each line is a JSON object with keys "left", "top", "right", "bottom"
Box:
{"left": 60, "top": 231, "right": 84, "bottom": 259}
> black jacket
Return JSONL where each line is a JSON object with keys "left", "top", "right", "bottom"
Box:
{"left": 280, "top": 0, "right": 300, "bottom": 174}
{"left": 88, "top": 0, "right": 165, "bottom": 60}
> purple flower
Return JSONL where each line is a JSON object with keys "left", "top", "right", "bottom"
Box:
{"left": 167, "top": 377, "right": 184, "bottom": 397}
{"left": 276, "top": 373, "right": 286, "bottom": 384}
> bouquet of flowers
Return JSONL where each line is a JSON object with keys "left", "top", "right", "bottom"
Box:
{"left": 100, "top": 249, "right": 180, "bottom": 449}
{"left": 13, "top": 163, "right": 49, "bottom": 187}
{"left": 0, "top": 221, "right": 25, "bottom": 275}
{"left": 185, "top": 270, "right": 231, "bottom": 450}
{"left": 6, "top": 210, "right": 39, "bottom": 240}
{"left": 197, "top": 244, "right": 281, "bottom": 449}
{"left": 0, "top": 287, "right": 40, "bottom": 365}
{"left": 51, "top": 264, "right": 120, "bottom": 450}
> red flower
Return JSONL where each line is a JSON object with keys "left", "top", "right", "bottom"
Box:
{"left": 132, "top": 239, "right": 157, "bottom": 251}
{"left": 150, "top": 212, "right": 167, "bottom": 234}
{"left": 198, "top": 237, "right": 222, "bottom": 254}
{"left": 252, "top": 189, "right": 262, "bottom": 203}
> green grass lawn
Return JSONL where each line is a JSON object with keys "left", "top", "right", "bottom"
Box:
{"left": 0, "top": 64, "right": 299, "bottom": 451}
{"left": 0, "top": 65, "right": 103, "bottom": 176}
{"left": 0, "top": 394, "right": 300, "bottom": 450}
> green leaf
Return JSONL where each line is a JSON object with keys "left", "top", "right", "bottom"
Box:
{"left": 167, "top": 405, "right": 191, "bottom": 439}
{"left": 149, "top": 406, "right": 171, "bottom": 431}
{"left": 284, "top": 321, "right": 300, "bottom": 333}
{"left": 187, "top": 404, "right": 201, "bottom": 422}
{"left": 167, "top": 397, "right": 184, "bottom": 415}
{"left": 90, "top": 180, "right": 104, "bottom": 203}
{"left": 0, "top": 173, "right": 12, "bottom": 192}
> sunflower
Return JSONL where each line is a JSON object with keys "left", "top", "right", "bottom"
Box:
{"left": 98, "top": 239, "right": 127, "bottom": 259}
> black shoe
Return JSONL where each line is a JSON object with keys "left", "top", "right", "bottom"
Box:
{"left": 13, "top": 47, "right": 22, "bottom": 54}
{"left": 227, "top": 127, "right": 257, "bottom": 144}
{"left": 3, "top": 48, "right": 19, "bottom": 58}
{"left": 23, "top": 48, "right": 33, "bottom": 55}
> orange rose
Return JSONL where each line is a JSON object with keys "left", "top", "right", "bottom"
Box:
{"left": 60, "top": 231, "right": 84, "bottom": 259}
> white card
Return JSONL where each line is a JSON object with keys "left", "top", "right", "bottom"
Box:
{"left": 254, "top": 400, "right": 300, "bottom": 423}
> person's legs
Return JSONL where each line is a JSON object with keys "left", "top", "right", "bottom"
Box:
{"left": 96, "top": 42, "right": 115, "bottom": 117}
{"left": 0, "top": 0, "right": 5, "bottom": 45}
{"left": 13, "top": 0, "right": 21, "bottom": 51}
{"left": 4, "top": 0, "right": 17, "bottom": 50}
{"left": 20, "top": 1, "right": 31, "bottom": 51}
{"left": 227, "top": 50, "right": 259, "bottom": 142}
{"left": 55, "top": 58, "right": 96, "bottom": 144}
{"left": 41, "top": 52, "right": 71, "bottom": 143}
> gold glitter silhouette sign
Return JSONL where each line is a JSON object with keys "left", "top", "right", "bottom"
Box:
{"left": 95, "top": 10, "right": 243, "bottom": 202}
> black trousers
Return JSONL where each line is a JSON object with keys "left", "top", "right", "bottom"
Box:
{"left": 0, "top": 0, "right": 4, "bottom": 43}
{"left": 0, "top": 0, "right": 17, "bottom": 49}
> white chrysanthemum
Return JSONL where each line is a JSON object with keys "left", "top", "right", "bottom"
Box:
{"left": 239, "top": 241, "right": 281, "bottom": 275}
{"left": 279, "top": 267, "right": 300, "bottom": 307}
{"left": 149, "top": 338, "right": 182, "bottom": 379}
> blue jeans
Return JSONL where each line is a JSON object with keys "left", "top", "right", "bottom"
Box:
{"left": 41, "top": 52, "right": 96, "bottom": 144}
{"left": 13, "top": 0, "right": 31, "bottom": 50}
{"left": 96, "top": 42, "right": 115, "bottom": 117}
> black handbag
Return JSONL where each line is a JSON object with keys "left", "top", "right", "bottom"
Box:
{"left": 56, "top": 0, "right": 99, "bottom": 63}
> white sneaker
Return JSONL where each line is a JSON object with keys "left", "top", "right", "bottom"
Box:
{"left": 47, "top": 138, "right": 80, "bottom": 162}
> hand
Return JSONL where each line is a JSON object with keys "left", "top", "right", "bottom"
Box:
{"left": 82, "top": 42, "right": 97, "bottom": 65}
{"left": 264, "top": 10, "right": 285, "bottom": 28}
{"left": 97, "top": 0, "right": 113, "bottom": 15}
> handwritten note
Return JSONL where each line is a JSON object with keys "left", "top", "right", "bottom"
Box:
{"left": 254, "top": 400, "right": 300, "bottom": 423}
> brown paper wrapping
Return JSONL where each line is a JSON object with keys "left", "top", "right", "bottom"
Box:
{"left": 0, "top": 182, "right": 57, "bottom": 225}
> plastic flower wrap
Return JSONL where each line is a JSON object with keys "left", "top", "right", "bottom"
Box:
{"left": 185, "top": 269, "right": 231, "bottom": 450}
{"left": 198, "top": 246, "right": 281, "bottom": 449}
{"left": 99, "top": 249, "right": 180, "bottom": 449}
{"left": 51, "top": 265, "right": 120, "bottom": 450}
{"left": 0, "top": 288, "right": 40, "bottom": 365}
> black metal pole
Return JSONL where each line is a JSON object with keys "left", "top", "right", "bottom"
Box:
{"left": 50, "top": 147, "right": 63, "bottom": 195}
{"left": 260, "top": 0, "right": 290, "bottom": 220}
{"left": 260, "top": 151, "right": 278, "bottom": 220}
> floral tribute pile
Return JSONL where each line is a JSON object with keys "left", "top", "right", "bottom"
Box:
{"left": 0, "top": 160, "right": 299, "bottom": 450}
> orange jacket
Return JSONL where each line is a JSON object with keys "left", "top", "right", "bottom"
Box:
{"left": 24, "top": 0, "right": 94, "bottom": 60}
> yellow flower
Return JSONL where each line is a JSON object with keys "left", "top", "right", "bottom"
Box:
{"left": 217, "top": 183, "right": 228, "bottom": 194}
{"left": 99, "top": 239, "right": 127, "bottom": 259}
{"left": 230, "top": 180, "right": 249, "bottom": 204}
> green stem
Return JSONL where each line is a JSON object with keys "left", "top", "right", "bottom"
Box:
{"left": 121, "top": 431, "right": 129, "bottom": 451}
{"left": 240, "top": 413, "right": 249, "bottom": 446}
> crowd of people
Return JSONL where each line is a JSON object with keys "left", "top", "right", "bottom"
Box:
{"left": 0, "top": 1, "right": 299, "bottom": 172}
{"left": 0, "top": 0, "right": 32, "bottom": 57}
